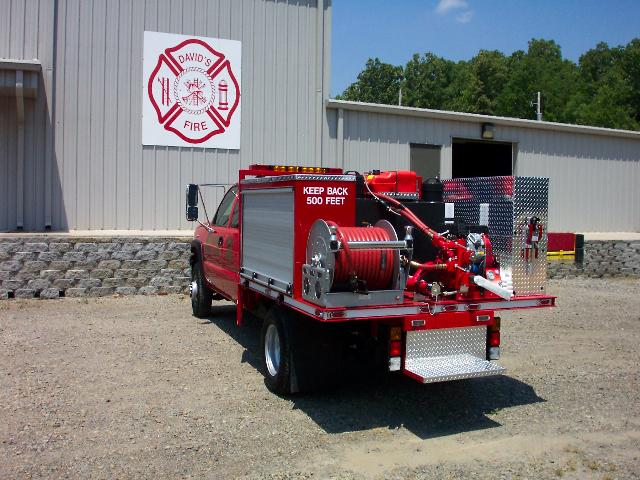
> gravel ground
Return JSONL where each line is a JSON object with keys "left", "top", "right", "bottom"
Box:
{"left": 1, "top": 278, "right": 639, "bottom": 479}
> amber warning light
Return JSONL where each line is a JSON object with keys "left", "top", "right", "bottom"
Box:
{"left": 248, "top": 164, "right": 343, "bottom": 175}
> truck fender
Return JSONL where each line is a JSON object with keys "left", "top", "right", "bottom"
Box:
{"left": 190, "top": 239, "right": 203, "bottom": 266}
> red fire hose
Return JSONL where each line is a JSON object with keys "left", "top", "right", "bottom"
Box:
{"left": 327, "top": 222, "right": 395, "bottom": 290}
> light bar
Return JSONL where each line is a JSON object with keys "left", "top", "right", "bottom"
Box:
{"left": 248, "top": 164, "right": 343, "bottom": 175}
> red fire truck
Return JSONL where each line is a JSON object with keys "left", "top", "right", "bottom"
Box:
{"left": 186, "top": 165, "right": 554, "bottom": 394}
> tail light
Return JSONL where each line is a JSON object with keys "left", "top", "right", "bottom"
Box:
{"left": 488, "top": 330, "right": 500, "bottom": 347}
{"left": 487, "top": 317, "right": 501, "bottom": 360}
{"left": 389, "top": 326, "right": 402, "bottom": 370}
{"left": 389, "top": 327, "right": 401, "bottom": 341}
{"left": 389, "top": 326, "right": 402, "bottom": 355}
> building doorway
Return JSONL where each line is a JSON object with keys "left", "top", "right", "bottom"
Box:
{"left": 452, "top": 139, "right": 514, "bottom": 178}
{"left": 410, "top": 143, "right": 441, "bottom": 180}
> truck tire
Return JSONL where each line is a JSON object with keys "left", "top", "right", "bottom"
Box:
{"left": 260, "top": 307, "right": 294, "bottom": 395}
{"left": 190, "top": 260, "right": 212, "bottom": 318}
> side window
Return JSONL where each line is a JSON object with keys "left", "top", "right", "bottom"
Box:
{"left": 213, "top": 187, "right": 237, "bottom": 226}
{"left": 229, "top": 199, "right": 240, "bottom": 228}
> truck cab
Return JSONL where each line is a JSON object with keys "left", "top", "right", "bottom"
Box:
{"left": 187, "top": 184, "right": 241, "bottom": 316}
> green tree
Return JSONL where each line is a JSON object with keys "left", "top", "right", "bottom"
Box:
{"left": 620, "top": 38, "right": 640, "bottom": 123}
{"left": 338, "top": 37, "right": 640, "bottom": 131}
{"left": 574, "top": 68, "right": 639, "bottom": 130}
{"left": 450, "top": 50, "right": 508, "bottom": 114}
{"left": 496, "top": 39, "right": 582, "bottom": 123}
{"left": 579, "top": 42, "right": 622, "bottom": 88}
{"left": 338, "top": 58, "right": 402, "bottom": 105}
{"left": 402, "top": 53, "right": 456, "bottom": 109}
{"left": 573, "top": 39, "right": 639, "bottom": 129}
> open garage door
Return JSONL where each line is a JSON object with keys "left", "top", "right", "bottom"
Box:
{"left": 452, "top": 139, "right": 514, "bottom": 178}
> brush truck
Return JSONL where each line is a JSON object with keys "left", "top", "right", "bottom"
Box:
{"left": 186, "top": 165, "right": 554, "bottom": 394}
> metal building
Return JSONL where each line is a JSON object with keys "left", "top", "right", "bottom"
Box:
{"left": 1, "top": 0, "right": 332, "bottom": 232}
{"left": 1, "top": 0, "right": 639, "bottom": 233}
{"left": 324, "top": 101, "right": 640, "bottom": 232}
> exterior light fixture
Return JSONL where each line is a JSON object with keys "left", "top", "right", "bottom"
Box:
{"left": 481, "top": 123, "right": 495, "bottom": 140}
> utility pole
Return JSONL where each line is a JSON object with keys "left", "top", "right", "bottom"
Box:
{"left": 532, "top": 91, "right": 542, "bottom": 121}
{"left": 398, "top": 72, "right": 403, "bottom": 106}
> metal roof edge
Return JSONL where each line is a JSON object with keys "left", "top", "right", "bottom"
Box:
{"left": 326, "top": 99, "right": 640, "bottom": 140}
{"left": 0, "top": 58, "right": 42, "bottom": 71}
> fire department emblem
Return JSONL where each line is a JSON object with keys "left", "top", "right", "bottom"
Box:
{"left": 147, "top": 38, "right": 240, "bottom": 144}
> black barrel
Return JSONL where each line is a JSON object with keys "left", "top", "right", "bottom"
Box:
{"left": 575, "top": 233, "right": 585, "bottom": 263}
{"left": 422, "top": 178, "right": 443, "bottom": 202}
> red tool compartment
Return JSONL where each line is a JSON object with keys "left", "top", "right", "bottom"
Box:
{"left": 239, "top": 171, "right": 356, "bottom": 300}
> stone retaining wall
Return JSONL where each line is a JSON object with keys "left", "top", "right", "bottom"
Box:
{"left": 0, "top": 236, "right": 638, "bottom": 299}
{"left": 0, "top": 236, "right": 191, "bottom": 299}
{"left": 547, "top": 240, "right": 640, "bottom": 279}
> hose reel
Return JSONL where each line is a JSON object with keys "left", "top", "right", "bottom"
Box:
{"left": 303, "top": 219, "right": 412, "bottom": 305}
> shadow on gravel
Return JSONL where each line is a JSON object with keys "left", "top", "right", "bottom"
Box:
{"left": 295, "top": 375, "right": 544, "bottom": 439}
{"left": 205, "top": 304, "right": 545, "bottom": 440}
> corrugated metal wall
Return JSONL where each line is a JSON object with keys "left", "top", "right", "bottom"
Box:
{"left": 1, "top": 0, "right": 330, "bottom": 231}
{"left": 325, "top": 108, "right": 640, "bottom": 232}
{"left": 0, "top": 0, "right": 56, "bottom": 232}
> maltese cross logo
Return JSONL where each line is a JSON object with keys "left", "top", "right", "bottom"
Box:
{"left": 147, "top": 39, "right": 240, "bottom": 144}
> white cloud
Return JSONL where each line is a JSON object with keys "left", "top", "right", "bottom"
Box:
{"left": 435, "top": 0, "right": 468, "bottom": 14}
{"left": 456, "top": 10, "right": 474, "bottom": 23}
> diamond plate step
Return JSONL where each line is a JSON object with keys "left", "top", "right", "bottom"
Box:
{"left": 404, "top": 353, "right": 505, "bottom": 383}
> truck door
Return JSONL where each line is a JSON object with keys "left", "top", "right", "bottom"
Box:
{"left": 203, "top": 186, "right": 239, "bottom": 299}
{"left": 218, "top": 195, "right": 240, "bottom": 297}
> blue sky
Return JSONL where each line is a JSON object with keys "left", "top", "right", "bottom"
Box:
{"left": 331, "top": 0, "right": 640, "bottom": 96}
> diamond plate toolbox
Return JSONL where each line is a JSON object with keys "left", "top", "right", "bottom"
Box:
{"left": 442, "top": 176, "right": 549, "bottom": 296}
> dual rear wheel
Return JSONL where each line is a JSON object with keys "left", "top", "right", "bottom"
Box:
{"left": 260, "top": 308, "right": 294, "bottom": 395}
{"left": 260, "top": 306, "right": 351, "bottom": 395}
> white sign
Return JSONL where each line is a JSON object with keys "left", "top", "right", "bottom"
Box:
{"left": 445, "top": 202, "right": 455, "bottom": 219}
{"left": 479, "top": 203, "right": 490, "bottom": 226}
{"left": 143, "top": 31, "right": 241, "bottom": 149}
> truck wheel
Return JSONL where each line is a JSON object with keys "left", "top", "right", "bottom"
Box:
{"left": 260, "top": 308, "right": 293, "bottom": 395}
{"left": 190, "top": 260, "right": 212, "bottom": 318}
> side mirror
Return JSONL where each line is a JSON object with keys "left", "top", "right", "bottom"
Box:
{"left": 186, "top": 184, "right": 199, "bottom": 221}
